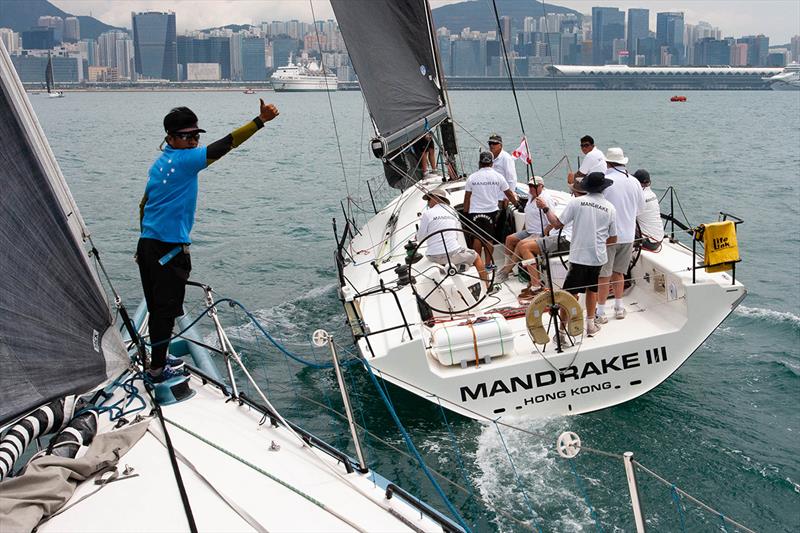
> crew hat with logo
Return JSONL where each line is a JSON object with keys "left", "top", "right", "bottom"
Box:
{"left": 488, "top": 134, "right": 503, "bottom": 144}
{"left": 572, "top": 171, "right": 613, "bottom": 194}
{"left": 422, "top": 188, "right": 450, "bottom": 204}
{"left": 479, "top": 151, "right": 494, "bottom": 165}
{"left": 164, "top": 107, "right": 207, "bottom": 134}
{"left": 528, "top": 175, "right": 544, "bottom": 186}
{"left": 633, "top": 169, "right": 651, "bottom": 185}
{"left": 605, "top": 147, "right": 628, "bottom": 165}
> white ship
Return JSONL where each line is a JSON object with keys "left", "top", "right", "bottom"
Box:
{"left": 764, "top": 62, "right": 800, "bottom": 90}
{"left": 271, "top": 55, "right": 337, "bottom": 92}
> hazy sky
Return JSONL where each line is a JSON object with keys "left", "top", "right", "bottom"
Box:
{"left": 51, "top": 0, "right": 800, "bottom": 43}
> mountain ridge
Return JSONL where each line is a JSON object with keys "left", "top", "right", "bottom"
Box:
{"left": 0, "top": 0, "right": 122, "bottom": 41}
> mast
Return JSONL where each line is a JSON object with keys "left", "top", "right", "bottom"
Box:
{"left": 46, "top": 52, "right": 53, "bottom": 94}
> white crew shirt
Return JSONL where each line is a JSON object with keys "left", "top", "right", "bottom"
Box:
{"left": 637, "top": 186, "right": 664, "bottom": 240}
{"left": 465, "top": 167, "right": 509, "bottom": 213}
{"left": 525, "top": 189, "right": 556, "bottom": 236}
{"left": 579, "top": 147, "right": 606, "bottom": 176}
{"left": 492, "top": 150, "right": 518, "bottom": 199}
{"left": 602, "top": 166, "right": 645, "bottom": 244}
{"left": 557, "top": 193, "right": 617, "bottom": 266}
{"left": 416, "top": 203, "right": 464, "bottom": 256}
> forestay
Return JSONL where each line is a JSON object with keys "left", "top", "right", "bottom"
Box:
{"left": 331, "top": 0, "right": 448, "bottom": 157}
{"left": 0, "top": 42, "right": 127, "bottom": 426}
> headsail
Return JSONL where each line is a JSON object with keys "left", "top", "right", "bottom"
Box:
{"left": 331, "top": 0, "right": 452, "bottom": 186}
{"left": 0, "top": 42, "right": 127, "bottom": 426}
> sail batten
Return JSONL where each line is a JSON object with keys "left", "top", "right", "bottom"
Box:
{"left": 331, "top": 0, "right": 448, "bottom": 157}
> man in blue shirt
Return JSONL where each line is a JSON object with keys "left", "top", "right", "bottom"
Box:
{"left": 137, "top": 100, "right": 279, "bottom": 382}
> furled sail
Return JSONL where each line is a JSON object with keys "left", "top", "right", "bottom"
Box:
{"left": 331, "top": 0, "right": 450, "bottom": 184}
{"left": 0, "top": 42, "right": 128, "bottom": 426}
{"left": 45, "top": 53, "right": 53, "bottom": 94}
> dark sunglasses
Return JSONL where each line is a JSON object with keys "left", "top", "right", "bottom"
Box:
{"left": 174, "top": 132, "right": 201, "bottom": 141}
{"left": 580, "top": 143, "right": 591, "bottom": 147}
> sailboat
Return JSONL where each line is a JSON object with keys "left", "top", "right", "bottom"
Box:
{"left": 0, "top": 41, "right": 464, "bottom": 532}
{"left": 45, "top": 52, "right": 64, "bottom": 98}
{"left": 329, "top": 0, "right": 747, "bottom": 421}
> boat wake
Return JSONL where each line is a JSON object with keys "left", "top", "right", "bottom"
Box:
{"left": 473, "top": 417, "right": 596, "bottom": 531}
{"left": 734, "top": 306, "right": 800, "bottom": 328}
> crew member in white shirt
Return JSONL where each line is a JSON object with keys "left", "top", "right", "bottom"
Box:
{"left": 633, "top": 169, "right": 664, "bottom": 250}
{"left": 463, "top": 151, "right": 518, "bottom": 268}
{"left": 595, "top": 147, "right": 645, "bottom": 323}
{"left": 567, "top": 135, "right": 606, "bottom": 188}
{"left": 416, "top": 188, "right": 489, "bottom": 287}
{"left": 539, "top": 172, "right": 618, "bottom": 337}
{"left": 496, "top": 175, "right": 555, "bottom": 284}
{"left": 488, "top": 133, "right": 518, "bottom": 204}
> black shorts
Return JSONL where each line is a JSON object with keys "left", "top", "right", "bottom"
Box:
{"left": 136, "top": 238, "right": 192, "bottom": 318}
{"left": 468, "top": 211, "right": 498, "bottom": 244}
{"left": 563, "top": 263, "right": 602, "bottom": 294}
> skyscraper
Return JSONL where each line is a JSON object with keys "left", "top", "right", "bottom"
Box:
{"left": 627, "top": 8, "right": 649, "bottom": 62}
{"left": 132, "top": 11, "right": 178, "bottom": 81}
{"left": 592, "top": 7, "right": 625, "bottom": 65}
{"left": 656, "top": 12, "right": 685, "bottom": 65}
{"left": 241, "top": 37, "right": 266, "bottom": 81}
{"left": 64, "top": 17, "right": 80, "bottom": 43}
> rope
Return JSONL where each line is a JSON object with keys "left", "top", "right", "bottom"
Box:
{"left": 633, "top": 460, "right": 756, "bottom": 533}
{"left": 670, "top": 485, "right": 688, "bottom": 533}
{"left": 492, "top": 421, "right": 542, "bottom": 532}
{"left": 310, "top": 0, "right": 350, "bottom": 199}
{"left": 568, "top": 459, "right": 604, "bottom": 532}
{"left": 359, "top": 358, "right": 472, "bottom": 532}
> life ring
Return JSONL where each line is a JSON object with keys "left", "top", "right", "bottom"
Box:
{"left": 525, "top": 290, "right": 584, "bottom": 345}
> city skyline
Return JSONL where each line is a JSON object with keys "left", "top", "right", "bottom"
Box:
{"left": 49, "top": 0, "right": 800, "bottom": 44}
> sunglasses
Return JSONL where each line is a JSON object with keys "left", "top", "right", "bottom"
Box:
{"left": 174, "top": 132, "right": 201, "bottom": 141}
{"left": 580, "top": 143, "right": 591, "bottom": 147}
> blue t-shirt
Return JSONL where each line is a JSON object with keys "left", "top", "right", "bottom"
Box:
{"left": 140, "top": 144, "right": 207, "bottom": 244}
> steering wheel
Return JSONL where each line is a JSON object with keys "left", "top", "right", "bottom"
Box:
{"left": 410, "top": 228, "right": 495, "bottom": 315}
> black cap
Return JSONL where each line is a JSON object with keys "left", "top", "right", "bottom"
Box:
{"left": 633, "top": 169, "right": 651, "bottom": 185}
{"left": 479, "top": 151, "right": 494, "bottom": 165}
{"left": 488, "top": 134, "right": 502, "bottom": 144}
{"left": 164, "top": 107, "right": 206, "bottom": 134}
{"left": 572, "top": 171, "right": 613, "bottom": 194}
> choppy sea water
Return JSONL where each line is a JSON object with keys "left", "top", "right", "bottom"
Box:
{"left": 34, "top": 89, "right": 799, "bottom": 531}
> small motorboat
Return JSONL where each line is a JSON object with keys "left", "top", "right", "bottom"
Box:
{"left": 670, "top": 95, "right": 687, "bottom": 102}
{"left": 243, "top": 88, "right": 256, "bottom": 94}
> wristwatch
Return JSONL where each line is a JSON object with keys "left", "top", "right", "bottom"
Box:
{"left": 542, "top": 207, "right": 550, "bottom": 213}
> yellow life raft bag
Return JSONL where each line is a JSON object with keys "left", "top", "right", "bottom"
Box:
{"left": 526, "top": 290, "right": 584, "bottom": 345}
{"left": 697, "top": 221, "right": 739, "bottom": 273}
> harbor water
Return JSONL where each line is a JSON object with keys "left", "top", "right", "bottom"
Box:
{"left": 34, "top": 89, "right": 799, "bottom": 531}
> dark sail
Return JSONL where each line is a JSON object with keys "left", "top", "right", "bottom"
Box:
{"left": 331, "top": 0, "right": 448, "bottom": 160}
{"left": 0, "top": 44, "right": 127, "bottom": 426}
{"left": 45, "top": 53, "right": 53, "bottom": 94}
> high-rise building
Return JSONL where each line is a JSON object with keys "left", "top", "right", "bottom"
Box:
{"left": 229, "top": 32, "right": 243, "bottom": 80}
{"left": 729, "top": 43, "right": 748, "bottom": 66}
{"left": 656, "top": 12, "right": 685, "bottom": 65}
{"left": 737, "top": 35, "right": 769, "bottom": 66}
{"left": 271, "top": 37, "right": 297, "bottom": 70}
{"left": 132, "top": 11, "right": 178, "bottom": 81}
{"left": 22, "top": 27, "right": 55, "bottom": 50}
{"left": 38, "top": 16, "right": 64, "bottom": 43}
{"left": 78, "top": 38, "right": 98, "bottom": 66}
{"left": 636, "top": 37, "right": 659, "bottom": 66}
{"left": 791, "top": 35, "right": 800, "bottom": 63}
{"left": 241, "top": 37, "right": 266, "bottom": 81}
{"left": 694, "top": 37, "right": 730, "bottom": 65}
{"left": 451, "top": 39, "right": 482, "bottom": 76}
{"left": 626, "top": 9, "right": 649, "bottom": 62}
{"left": 115, "top": 37, "right": 134, "bottom": 79}
{"left": 0, "top": 28, "right": 21, "bottom": 54}
{"left": 592, "top": 7, "right": 625, "bottom": 65}
{"left": 437, "top": 35, "right": 452, "bottom": 76}
{"left": 192, "top": 36, "right": 231, "bottom": 79}
{"left": 97, "top": 30, "right": 128, "bottom": 68}
{"left": 64, "top": 17, "right": 80, "bottom": 43}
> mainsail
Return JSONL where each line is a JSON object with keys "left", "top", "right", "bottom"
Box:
{"left": 0, "top": 42, "right": 127, "bottom": 426}
{"left": 45, "top": 52, "right": 53, "bottom": 94}
{"left": 331, "top": 0, "right": 452, "bottom": 186}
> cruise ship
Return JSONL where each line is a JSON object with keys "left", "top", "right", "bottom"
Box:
{"left": 270, "top": 55, "right": 338, "bottom": 92}
{"left": 763, "top": 62, "right": 800, "bottom": 90}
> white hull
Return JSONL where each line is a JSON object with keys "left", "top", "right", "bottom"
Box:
{"left": 769, "top": 80, "right": 800, "bottom": 90}
{"left": 271, "top": 77, "right": 338, "bottom": 92}
{"left": 339, "top": 177, "right": 746, "bottom": 420}
{"left": 36, "top": 371, "right": 452, "bottom": 532}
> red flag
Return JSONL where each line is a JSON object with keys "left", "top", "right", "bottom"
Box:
{"left": 512, "top": 137, "right": 532, "bottom": 164}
